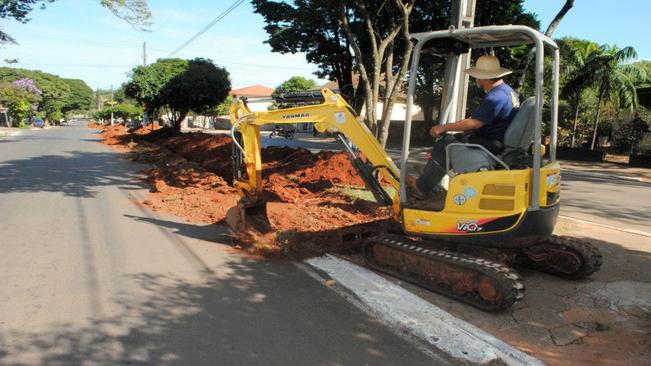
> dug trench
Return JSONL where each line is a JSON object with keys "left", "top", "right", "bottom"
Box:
{"left": 97, "top": 123, "right": 390, "bottom": 260}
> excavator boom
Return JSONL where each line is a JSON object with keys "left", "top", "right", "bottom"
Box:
{"left": 229, "top": 88, "right": 400, "bottom": 209}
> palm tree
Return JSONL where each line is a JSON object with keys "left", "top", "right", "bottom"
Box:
{"left": 559, "top": 38, "right": 601, "bottom": 147}
{"left": 588, "top": 45, "right": 641, "bottom": 150}
{"left": 562, "top": 43, "right": 646, "bottom": 150}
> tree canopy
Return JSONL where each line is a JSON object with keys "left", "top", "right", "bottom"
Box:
{"left": 125, "top": 58, "right": 188, "bottom": 114}
{"left": 0, "top": 67, "right": 93, "bottom": 123}
{"left": 255, "top": 0, "right": 541, "bottom": 146}
{"left": 125, "top": 57, "right": 231, "bottom": 133}
{"left": 273, "top": 76, "right": 317, "bottom": 96}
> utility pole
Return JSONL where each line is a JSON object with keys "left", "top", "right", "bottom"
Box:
{"left": 110, "top": 85, "right": 114, "bottom": 126}
{"left": 143, "top": 41, "right": 147, "bottom": 66}
{"left": 143, "top": 41, "right": 149, "bottom": 129}
{"left": 440, "top": 0, "right": 476, "bottom": 124}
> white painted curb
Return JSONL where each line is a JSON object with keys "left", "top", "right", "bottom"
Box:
{"left": 559, "top": 215, "right": 651, "bottom": 237}
{"left": 306, "top": 255, "right": 545, "bottom": 366}
{"left": 562, "top": 168, "right": 646, "bottom": 183}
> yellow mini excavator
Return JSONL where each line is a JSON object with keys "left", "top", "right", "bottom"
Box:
{"left": 228, "top": 25, "right": 602, "bottom": 311}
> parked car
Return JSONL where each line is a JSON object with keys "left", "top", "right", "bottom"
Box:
{"left": 25, "top": 118, "right": 45, "bottom": 128}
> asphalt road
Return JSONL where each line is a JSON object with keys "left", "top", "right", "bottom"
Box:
{"left": 559, "top": 170, "right": 651, "bottom": 233}
{"left": 0, "top": 125, "right": 445, "bottom": 365}
{"left": 262, "top": 133, "right": 651, "bottom": 234}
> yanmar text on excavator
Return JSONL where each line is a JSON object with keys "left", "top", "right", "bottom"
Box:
{"left": 227, "top": 25, "right": 602, "bottom": 311}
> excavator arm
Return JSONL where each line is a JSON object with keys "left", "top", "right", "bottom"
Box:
{"left": 229, "top": 88, "right": 401, "bottom": 208}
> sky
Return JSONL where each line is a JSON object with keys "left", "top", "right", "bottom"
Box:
{"left": 0, "top": 0, "right": 648, "bottom": 91}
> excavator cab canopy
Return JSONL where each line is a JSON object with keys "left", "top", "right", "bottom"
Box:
{"left": 400, "top": 25, "right": 560, "bottom": 211}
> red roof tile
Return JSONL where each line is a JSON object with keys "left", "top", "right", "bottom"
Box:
{"left": 230, "top": 84, "right": 274, "bottom": 97}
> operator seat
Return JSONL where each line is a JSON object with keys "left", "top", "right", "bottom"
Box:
{"left": 448, "top": 97, "right": 536, "bottom": 173}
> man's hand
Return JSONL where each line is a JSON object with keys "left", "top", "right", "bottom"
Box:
{"left": 430, "top": 124, "right": 446, "bottom": 137}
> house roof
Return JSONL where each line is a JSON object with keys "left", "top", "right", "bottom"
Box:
{"left": 230, "top": 84, "right": 274, "bottom": 98}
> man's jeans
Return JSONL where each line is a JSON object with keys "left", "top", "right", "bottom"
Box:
{"left": 416, "top": 133, "right": 503, "bottom": 194}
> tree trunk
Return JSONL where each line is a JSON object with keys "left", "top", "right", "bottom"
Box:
{"left": 379, "top": 98, "right": 396, "bottom": 148}
{"left": 570, "top": 101, "right": 580, "bottom": 148}
{"left": 590, "top": 96, "right": 602, "bottom": 150}
{"left": 339, "top": 1, "right": 413, "bottom": 137}
{"left": 172, "top": 110, "right": 188, "bottom": 134}
{"left": 515, "top": 0, "right": 575, "bottom": 92}
{"left": 377, "top": 0, "right": 416, "bottom": 146}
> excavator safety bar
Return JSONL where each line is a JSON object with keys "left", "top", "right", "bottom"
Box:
{"left": 229, "top": 88, "right": 401, "bottom": 208}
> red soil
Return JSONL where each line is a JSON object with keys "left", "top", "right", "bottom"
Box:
{"left": 97, "top": 125, "right": 387, "bottom": 258}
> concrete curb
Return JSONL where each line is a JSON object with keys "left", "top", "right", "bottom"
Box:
{"left": 562, "top": 168, "right": 647, "bottom": 183}
{"left": 560, "top": 215, "right": 651, "bottom": 237}
{"left": 304, "top": 255, "right": 544, "bottom": 366}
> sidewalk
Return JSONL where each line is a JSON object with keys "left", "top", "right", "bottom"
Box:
{"left": 560, "top": 160, "right": 651, "bottom": 183}
{"left": 0, "top": 127, "right": 22, "bottom": 137}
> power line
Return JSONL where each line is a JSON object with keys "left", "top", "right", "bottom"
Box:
{"left": 166, "top": 0, "right": 244, "bottom": 58}
{"left": 11, "top": 34, "right": 137, "bottom": 48}
{"left": 17, "top": 62, "right": 134, "bottom": 68}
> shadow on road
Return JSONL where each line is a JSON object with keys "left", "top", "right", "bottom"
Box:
{"left": 0, "top": 260, "right": 430, "bottom": 365}
{"left": 123, "top": 214, "right": 231, "bottom": 244}
{"left": 0, "top": 150, "right": 145, "bottom": 197}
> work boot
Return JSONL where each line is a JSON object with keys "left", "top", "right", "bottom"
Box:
{"left": 406, "top": 175, "right": 426, "bottom": 200}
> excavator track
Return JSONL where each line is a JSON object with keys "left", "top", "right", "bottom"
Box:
{"left": 363, "top": 233, "right": 525, "bottom": 311}
{"left": 521, "top": 235, "right": 602, "bottom": 280}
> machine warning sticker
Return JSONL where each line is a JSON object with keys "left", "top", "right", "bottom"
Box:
{"left": 456, "top": 220, "right": 482, "bottom": 232}
{"left": 463, "top": 186, "right": 477, "bottom": 198}
{"left": 453, "top": 194, "right": 467, "bottom": 205}
{"left": 546, "top": 173, "right": 559, "bottom": 187}
{"left": 334, "top": 112, "right": 346, "bottom": 124}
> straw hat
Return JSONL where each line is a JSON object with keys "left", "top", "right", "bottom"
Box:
{"left": 464, "top": 55, "right": 512, "bottom": 79}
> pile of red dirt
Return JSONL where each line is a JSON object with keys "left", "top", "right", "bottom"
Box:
{"left": 98, "top": 127, "right": 389, "bottom": 259}
{"left": 87, "top": 121, "right": 104, "bottom": 129}
{"left": 140, "top": 152, "right": 238, "bottom": 224}
{"left": 99, "top": 124, "right": 131, "bottom": 147}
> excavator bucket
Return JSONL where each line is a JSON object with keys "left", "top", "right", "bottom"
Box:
{"left": 225, "top": 196, "right": 271, "bottom": 235}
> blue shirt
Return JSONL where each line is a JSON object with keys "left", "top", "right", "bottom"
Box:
{"left": 471, "top": 83, "right": 520, "bottom": 141}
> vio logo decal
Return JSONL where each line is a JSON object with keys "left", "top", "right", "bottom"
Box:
{"left": 457, "top": 220, "right": 482, "bottom": 232}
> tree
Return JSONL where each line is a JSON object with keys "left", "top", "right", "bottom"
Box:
{"left": 270, "top": 76, "right": 318, "bottom": 109}
{"left": 614, "top": 116, "right": 649, "bottom": 154}
{"left": 124, "top": 58, "right": 188, "bottom": 120}
{"left": 62, "top": 78, "right": 93, "bottom": 114}
{"left": 256, "top": 0, "right": 540, "bottom": 146}
{"left": 514, "top": 0, "right": 574, "bottom": 92}
{"left": 559, "top": 37, "right": 601, "bottom": 147}
{"left": 0, "top": 78, "right": 42, "bottom": 126}
{"left": 588, "top": 45, "right": 644, "bottom": 150}
{"left": 0, "top": 67, "right": 77, "bottom": 124}
{"left": 273, "top": 76, "right": 317, "bottom": 95}
{"left": 252, "top": 0, "right": 357, "bottom": 105}
{"left": 339, "top": 0, "right": 416, "bottom": 147}
{"left": 0, "top": 0, "right": 151, "bottom": 44}
{"left": 159, "top": 58, "right": 231, "bottom": 133}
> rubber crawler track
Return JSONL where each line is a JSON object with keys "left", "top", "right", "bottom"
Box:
{"left": 522, "top": 235, "right": 603, "bottom": 280}
{"left": 364, "top": 233, "right": 525, "bottom": 311}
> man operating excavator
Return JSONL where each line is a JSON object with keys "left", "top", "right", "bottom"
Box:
{"left": 407, "top": 55, "right": 520, "bottom": 198}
